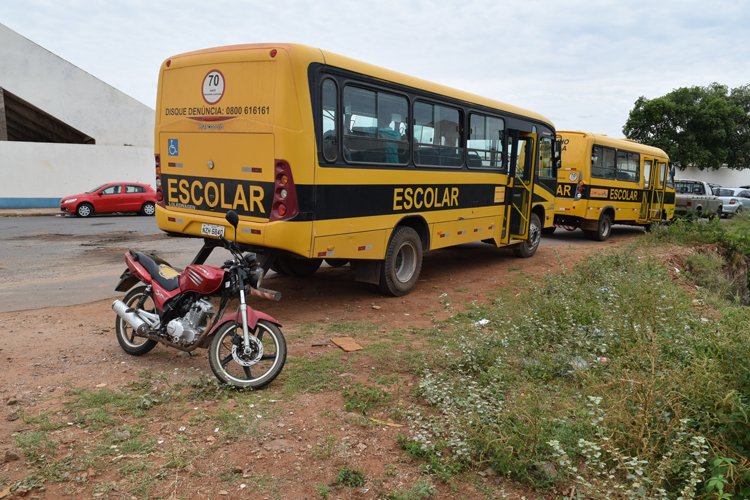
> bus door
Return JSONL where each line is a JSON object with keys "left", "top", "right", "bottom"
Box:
{"left": 504, "top": 131, "right": 536, "bottom": 242}
{"left": 638, "top": 158, "right": 667, "bottom": 222}
{"left": 638, "top": 158, "right": 654, "bottom": 221}
{"left": 649, "top": 161, "right": 667, "bottom": 220}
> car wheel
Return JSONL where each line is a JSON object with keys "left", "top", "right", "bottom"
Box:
{"left": 76, "top": 203, "right": 94, "bottom": 218}
{"left": 141, "top": 202, "right": 156, "bottom": 216}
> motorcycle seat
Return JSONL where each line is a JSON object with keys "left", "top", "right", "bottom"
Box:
{"left": 131, "top": 251, "right": 179, "bottom": 291}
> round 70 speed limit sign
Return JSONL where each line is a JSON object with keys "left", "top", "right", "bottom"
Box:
{"left": 202, "top": 70, "right": 225, "bottom": 104}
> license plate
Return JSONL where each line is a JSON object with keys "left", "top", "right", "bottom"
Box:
{"left": 201, "top": 223, "right": 225, "bottom": 238}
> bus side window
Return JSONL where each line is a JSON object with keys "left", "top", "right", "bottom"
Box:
{"left": 592, "top": 145, "right": 616, "bottom": 180}
{"left": 414, "top": 101, "right": 462, "bottom": 168}
{"left": 321, "top": 79, "right": 338, "bottom": 162}
{"left": 342, "top": 86, "right": 408, "bottom": 165}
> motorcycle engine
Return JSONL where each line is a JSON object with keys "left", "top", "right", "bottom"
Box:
{"left": 166, "top": 298, "right": 214, "bottom": 344}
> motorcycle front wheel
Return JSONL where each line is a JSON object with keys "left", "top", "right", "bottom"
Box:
{"left": 208, "top": 319, "right": 287, "bottom": 389}
{"left": 115, "top": 285, "right": 158, "bottom": 356}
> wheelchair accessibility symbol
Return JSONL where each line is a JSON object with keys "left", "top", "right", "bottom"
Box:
{"left": 168, "top": 139, "right": 179, "bottom": 156}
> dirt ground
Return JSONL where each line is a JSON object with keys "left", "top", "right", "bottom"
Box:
{"left": 0, "top": 232, "right": 637, "bottom": 499}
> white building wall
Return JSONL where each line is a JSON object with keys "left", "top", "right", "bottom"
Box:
{"left": 0, "top": 23, "right": 154, "bottom": 147}
{"left": 0, "top": 142, "right": 152, "bottom": 207}
{"left": 678, "top": 167, "right": 750, "bottom": 187}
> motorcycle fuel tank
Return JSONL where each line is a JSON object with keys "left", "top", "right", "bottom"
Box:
{"left": 178, "top": 265, "right": 225, "bottom": 294}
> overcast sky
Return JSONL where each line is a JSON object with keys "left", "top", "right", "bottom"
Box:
{"left": 2, "top": 0, "right": 749, "bottom": 137}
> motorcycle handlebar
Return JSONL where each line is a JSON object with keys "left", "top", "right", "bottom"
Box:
{"left": 250, "top": 287, "right": 282, "bottom": 302}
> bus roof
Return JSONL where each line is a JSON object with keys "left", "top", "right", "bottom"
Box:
{"left": 166, "top": 43, "right": 555, "bottom": 130}
{"left": 559, "top": 130, "right": 669, "bottom": 159}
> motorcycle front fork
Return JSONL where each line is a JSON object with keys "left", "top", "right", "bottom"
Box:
{"left": 238, "top": 288, "right": 252, "bottom": 353}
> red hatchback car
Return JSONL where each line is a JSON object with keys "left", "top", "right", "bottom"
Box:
{"left": 60, "top": 182, "right": 157, "bottom": 217}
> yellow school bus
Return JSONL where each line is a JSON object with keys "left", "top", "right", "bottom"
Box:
{"left": 552, "top": 131, "right": 675, "bottom": 240}
{"left": 154, "top": 43, "right": 557, "bottom": 295}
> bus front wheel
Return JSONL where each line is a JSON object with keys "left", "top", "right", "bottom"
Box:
{"left": 379, "top": 226, "right": 423, "bottom": 296}
{"left": 512, "top": 213, "right": 542, "bottom": 258}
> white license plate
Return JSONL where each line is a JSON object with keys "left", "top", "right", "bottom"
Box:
{"left": 201, "top": 223, "right": 225, "bottom": 238}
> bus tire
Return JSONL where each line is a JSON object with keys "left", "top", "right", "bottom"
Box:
{"left": 379, "top": 226, "right": 422, "bottom": 297}
{"left": 512, "top": 213, "right": 542, "bottom": 258}
{"left": 325, "top": 258, "right": 349, "bottom": 268}
{"left": 276, "top": 255, "right": 322, "bottom": 277}
{"left": 587, "top": 212, "right": 612, "bottom": 241}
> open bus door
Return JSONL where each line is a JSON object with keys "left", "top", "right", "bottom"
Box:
{"left": 504, "top": 130, "right": 536, "bottom": 243}
{"left": 639, "top": 158, "right": 667, "bottom": 222}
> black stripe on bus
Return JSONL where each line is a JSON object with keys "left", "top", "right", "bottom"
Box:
{"left": 163, "top": 173, "right": 507, "bottom": 221}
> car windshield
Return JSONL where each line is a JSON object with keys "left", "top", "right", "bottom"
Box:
{"left": 86, "top": 184, "right": 109, "bottom": 193}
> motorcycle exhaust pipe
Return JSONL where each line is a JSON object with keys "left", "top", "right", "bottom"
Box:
{"left": 112, "top": 300, "right": 150, "bottom": 335}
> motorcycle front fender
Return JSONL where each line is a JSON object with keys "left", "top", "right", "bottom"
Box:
{"left": 115, "top": 269, "right": 140, "bottom": 292}
{"left": 209, "top": 309, "right": 281, "bottom": 337}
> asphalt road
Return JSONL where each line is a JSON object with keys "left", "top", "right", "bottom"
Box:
{"left": 0, "top": 214, "right": 646, "bottom": 313}
{"left": 0, "top": 214, "right": 208, "bottom": 312}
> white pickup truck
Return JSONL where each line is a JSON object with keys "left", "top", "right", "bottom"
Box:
{"left": 675, "top": 179, "right": 723, "bottom": 217}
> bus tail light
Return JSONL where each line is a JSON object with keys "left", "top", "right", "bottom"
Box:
{"left": 270, "top": 159, "right": 298, "bottom": 221}
{"left": 155, "top": 154, "right": 164, "bottom": 206}
{"left": 574, "top": 180, "right": 585, "bottom": 201}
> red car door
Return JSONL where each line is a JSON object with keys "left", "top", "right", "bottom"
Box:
{"left": 124, "top": 185, "right": 144, "bottom": 211}
{"left": 96, "top": 184, "right": 123, "bottom": 213}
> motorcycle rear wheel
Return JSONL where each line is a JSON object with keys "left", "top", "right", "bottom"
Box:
{"left": 208, "top": 319, "right": 287, "bottom": 389}
{"left": 115, "top": 285, "right": 158, "bottom": 356}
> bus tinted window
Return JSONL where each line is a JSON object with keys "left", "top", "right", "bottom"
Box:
{"left": 616, "top": 150, "right": 639, "bottom": 182}
{"left": 321, "top": 79, "right": 338, "bottom": 162}
{"left": 414, "top": 101, "right": 462, "bottom": 167}
{"left": 467, "top": 113, "right": 504, "bottom": 170}
{"left": 343, "top": 86, "right": 408, "bottom": 165}
{"left": 592, "top": 145, "right": 616, "bottom": 179}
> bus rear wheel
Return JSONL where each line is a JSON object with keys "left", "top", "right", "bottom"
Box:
{"left": 379, "top": 226, "right": 422, "bottom": 297}
{"left": 586, "top": 212, "right": 612, "bottom": 241}
{"left": 274, "top": 255, "right": 322, "bottom": 277}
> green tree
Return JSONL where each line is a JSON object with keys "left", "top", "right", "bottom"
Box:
{"left": 623, "top": 83, "right": 750, "bottom": 170}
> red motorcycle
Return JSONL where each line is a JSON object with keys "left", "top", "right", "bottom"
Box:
{"left": 112, "top": 211, "right": 286, "bottom": 389}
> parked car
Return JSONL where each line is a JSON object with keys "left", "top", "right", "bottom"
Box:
{"left": 712, "top": 187, "right": 750, "bottom": 217}
{"left": 675, "top": 179, "right": 723, "bottom": 218}
{"left": 60, "top": 182, "right": 157, "bottom": 217}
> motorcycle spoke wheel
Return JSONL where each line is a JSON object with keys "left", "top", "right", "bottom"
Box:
{"left": 208, "top": 320, "right": 287, "bottom": 389}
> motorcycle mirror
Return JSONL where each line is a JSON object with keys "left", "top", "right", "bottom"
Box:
{"left": 225, "top": 210, "right": 239, "bottom": 229}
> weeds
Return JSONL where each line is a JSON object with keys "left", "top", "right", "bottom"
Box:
{"left": 401, "top": 236, "right": 750, "bottom": 495}
{"left": 335, "top": 466, "right": 365, "bottom": 487}
{"left": 342, "top": 383, "right": 389, "bottom": 415}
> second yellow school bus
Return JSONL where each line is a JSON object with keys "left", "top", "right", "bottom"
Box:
{"left": 154, "top": 43, "right": 557, "bottom": 295}
{"left": 552, "top": 131, "right": 675, "bottom": 240}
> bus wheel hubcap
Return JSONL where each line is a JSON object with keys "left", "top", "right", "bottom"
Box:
{"left": 395, "top": 243, "right": 416, "bottom": 283}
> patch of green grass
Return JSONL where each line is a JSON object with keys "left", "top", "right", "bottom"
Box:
{"left": 14, "top": 431, "right": 55, "bottom": 463}
{"left": 335, "top": 466, "right": 365, "bottom": 488}
{"left": 385, "top": 478, "right": 436, "bottom": 499}
{"left": 282, "top": 352, "right": 349, "bottom": 395}
{"left": 213, "top": 408, "right": 258, "bottom": 439}
{"left": 343, "top": 383, "right": 389, "bottom": 415}
{"left": 403, "top": 248, "right": 750, "bottom": 495}
{"left": 21, "top": 411, "right": 65, "bottom": 432}
{"left": 315, "top": 483, "right": 331, "bottom": 499}
{"left": 327, "top": 321, "right": 379, "bottom": 336}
